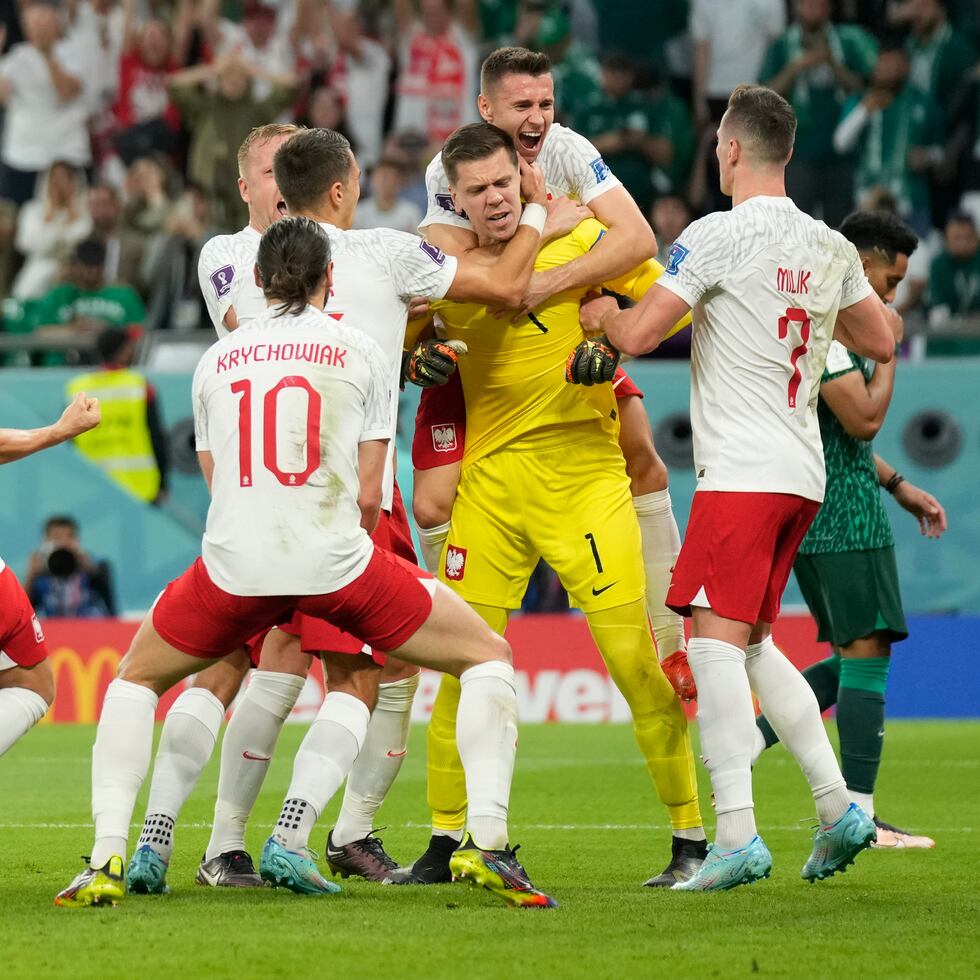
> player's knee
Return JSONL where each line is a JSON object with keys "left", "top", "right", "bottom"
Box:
{"left": 413, "top": 492, "right": 454, "bottom": 531}
{"left": 29, "top": 659, "right": 56, "bottom": 707}
{"left": 191, "top": 658, "right": 249, "bottom": 709}
{"left": 380, "top": 657, "right": 420, "bottom": 684}
{"left": 624, "top": 439, "right": 669, "bottom": 495}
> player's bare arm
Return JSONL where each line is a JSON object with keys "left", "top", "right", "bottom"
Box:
{"left": 356, "top": 439, "right": 389, "bottom": 534}
{"left": 0, "top": 392, "right": 100, "bottom": 463}
{"left": 874, "top": 454, "right": 947, "bottom": 539}
{"left": 833, "top": 293, "right": 896, "bottom": 363}
{"left": 581, "top": 282, "right": 692, "bottom": 357}
{"left": 521, "top": 186, "right": 656, "bottom": 312}
{"left": 820, "top": 357, "right": 897, "bottom": 441}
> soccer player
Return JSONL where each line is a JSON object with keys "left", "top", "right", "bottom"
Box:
{"left": 55, "top": 217, "right": 556, "bottom": 910}
{"left": 395, "top": 122, "right": 706, "bottom": 889}
{"left": 414, "top": 47, "right": 695, "bottom": 702}
{"left": 128, "top": 123, "right": 303, "bottom": 892}
{"left": 581, "top": 84, "right": 897, "bottom": 890}
{"left": 190, "top": 127, "right": 566, "bottom": 893}
{"left": 753, "top": 209, "right": 946, "bottom": 849}
{"left": 0, "top": 395, "right": 100, "bottom": 755}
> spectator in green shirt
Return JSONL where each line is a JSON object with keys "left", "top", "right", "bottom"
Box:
{"left": 833, "top": 44, "right": 944, "bottom": 235}
{"left": 571, "top": 55, "right": 691, "bottom": 213}
{"left": 760, "top": 0, "right": 878, "bottom": 228}
{"left": 892, "top": 0, "right": 977, "bottom": 111}
{"left": 32, "top": 239, "right": 145, "bottom": 364}
{"left": 927, "top": 210, "right": 980, "bottom": 326}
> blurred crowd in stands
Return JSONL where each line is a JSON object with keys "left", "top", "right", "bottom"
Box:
{"left": 0, "top": 0, "right": 978, "bottom": 363}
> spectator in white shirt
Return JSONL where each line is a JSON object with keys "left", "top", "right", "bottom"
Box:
{"left": 353, "top": 158, "right": 424, "bottom": 234}
{"left": 0, "top": 3, "right": 92, "bottom": 205}
{"left": 12, "top": 161, "right": 93, "bottom": 299}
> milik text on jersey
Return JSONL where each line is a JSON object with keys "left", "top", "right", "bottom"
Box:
{"left": 777, "top": 266, "right": 811, "bottom": 294}
{"left": 215, "top": 342, "right": 348, "bottom": 374}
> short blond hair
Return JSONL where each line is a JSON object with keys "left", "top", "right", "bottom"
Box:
{"left": 237, "top": 123, "right": 303, "bottom": 175}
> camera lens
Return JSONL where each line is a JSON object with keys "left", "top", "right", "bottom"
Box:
{"left": 47, "top": 547, "right": 78, "bottom": 578}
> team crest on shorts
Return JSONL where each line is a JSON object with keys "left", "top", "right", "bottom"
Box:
{"left": 432, "top": 423, "right": 458, "bottom": 453}
{"left": 445, "top": 545, "right": 467, "bottom": 581}
{"left": 31, "top": 615, "right": 44, "bottom": 643}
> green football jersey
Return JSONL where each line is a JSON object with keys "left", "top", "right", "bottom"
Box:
{"left": 799, "top": 341, "right": 894, "bottom": 555}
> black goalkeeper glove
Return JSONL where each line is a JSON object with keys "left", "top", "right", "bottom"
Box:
{"left": 402, "top": 338, "right": 468, "bottom": 389}
{"left": 564, "top": 334, "right": 620, "bottom": 386}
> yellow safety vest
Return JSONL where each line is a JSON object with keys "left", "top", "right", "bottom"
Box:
{"left": 65, "top": 368, "right": 160, "bottom": 503}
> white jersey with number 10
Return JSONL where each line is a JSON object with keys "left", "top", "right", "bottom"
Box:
{"left": 192, "top": 306, "right": 392, "bottom": 597}
{"left": 658, "top": 195, "right": 874, "bottom": 502}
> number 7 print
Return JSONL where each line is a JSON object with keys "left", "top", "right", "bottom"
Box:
{"left": 777, "top": 306, "right": 811, "bottom": 409}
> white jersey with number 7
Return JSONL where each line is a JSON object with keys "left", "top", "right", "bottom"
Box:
{"left": 192, "top": 306, "right": 392, "bottom": 597}
{"left": 657, "top": 195, "right": 874, "bottom": 502}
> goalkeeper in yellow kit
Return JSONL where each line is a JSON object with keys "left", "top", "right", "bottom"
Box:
{"left": 394, "top": 123, "right": 706, "bottom": 889}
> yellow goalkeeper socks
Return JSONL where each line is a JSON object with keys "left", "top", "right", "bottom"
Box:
{"left": 586, "top": 600, "right": 703, "bottom": 833}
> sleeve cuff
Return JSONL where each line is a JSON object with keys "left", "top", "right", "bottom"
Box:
{"left": 656, "top": 273, "right": 701, "bottom": 309}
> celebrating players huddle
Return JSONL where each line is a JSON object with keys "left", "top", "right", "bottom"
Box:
{"left": 0, "top": 46, "right": 944, "bottom": 910}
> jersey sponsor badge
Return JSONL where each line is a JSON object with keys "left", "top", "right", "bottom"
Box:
{"left": 589, "top": 156, "right": 611, "bottom": 183}
{"left": 665, "top": 243, "right": 689, "bottom": 276}
{"left": 419, "top": 240, "right": 447, "bottom": 266}
{"left": 445, "top": 545, "right": 467, "bottom": 581}
{"left": 431, "top": 423, "right": 458, "bottom": 453}
{"left": 210, "top": 265, "right": 235, "bottom": 297}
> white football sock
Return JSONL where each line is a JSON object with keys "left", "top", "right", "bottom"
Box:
{"left": 745, "top": 635, "right": 849, "bottom": 826}
{"left": 850, "top": 790, "right": 875, "bottom": 819}
{"left": 137, "top": 687, "right": 225, "bottom": 862}
{"left": 416, "top": 521, "right": 450, "bottom": 575}
{"left": 205, "top": 670, "right": 304, "bottom": 861}
{"left": 457, "top": 661, "right": 518, "bottom": 851}
{"left": 332, "top": 672, "right": 420, "bottom": 847}
{"left": 687, "top": 638, "right": 757, "bottom": 850}
{"left": 273, "top": 692, "right": 370, "bottom": 851}
{"left": 91, "top": 679, "right": 158, "bottom": 868}
{"left": 750, "top": 726, "right": 767, "bottom": 765}
{"left": 632, "top": 490, "right": 686, "bottom": 660}
{"left": 0, "top": 687, "right": 48, "bottom": 756}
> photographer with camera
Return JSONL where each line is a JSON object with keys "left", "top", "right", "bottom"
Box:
{"left": 25, "top": 516, "right": 116, "bottom": 619}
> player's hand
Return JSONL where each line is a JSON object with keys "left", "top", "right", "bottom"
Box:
{"left": 519, "top": 158, "right": 548, "bottom": 207}
{"left": 579, "top": 293, "right": 619, "bottom": 333}
{"left": 564, "top": 334, "right": 620, "bottom": 386}
{"left": 542, "top": 195, "right": 591, "bottom": 243}
{"left": 402, "top": 338, "right": 468, "bottom": 388}
{"left": 55, "top": 392, "right": 101, "bottom": 440}
{"left": 893, "top": 482, "right": 947, "bottom": 538}
{"left": 407, "top": 295, "right": 430, "bottom": 321}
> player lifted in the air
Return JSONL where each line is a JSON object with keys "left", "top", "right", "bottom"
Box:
{"left": 413, "top": 47, "right": 696, "bottom": 706}
{"left": 55, "top": 217, "right": 557, "bottom": 911}
{"left": 582, "top": 84, "right": 896, "bottom": 890}
{"left": 394, "top": 122, "right": 706, "bottom": 889}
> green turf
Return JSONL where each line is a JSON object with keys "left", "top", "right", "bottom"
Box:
{"left": 0, "top": 721, "right": 977, "bottom": 979}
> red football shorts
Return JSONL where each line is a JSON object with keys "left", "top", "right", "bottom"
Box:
{"left": 412, "top": 367, "right": 643, "bottom": 470}
{"left": 281, "top": 482, "right": 421, "bottom": 658}
{"left": 666, "top": 490, "right": 820, "bottom": 626}
{"left": 0, "top": 565, "right": 48, "bottom": 668}
{"left": 153, "top": 547, "right": 433, "bottom": 661}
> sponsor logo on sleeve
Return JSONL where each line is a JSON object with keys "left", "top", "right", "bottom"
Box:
{"left": 445, "top": 545, "right": 467, "bottom": 581}
{"left": 431, "top": 423, "right": 458, "bottom": 453}
{"left": 419, "top": 240, "right": 447, "bottom": 266}
{"left": 665, "top": 243, "right": 689, "bottom": 276}
{"left": 32, "top": 615, "right": 44, "bottom": 643}
{"left": 589, "top": 156, "right": 611, "bottom": 183}
{"left": 435, "top": 193, "right": 468, "bottom": 220}
{"left": 210, "top": 265, "right": 235, "bottom": 298}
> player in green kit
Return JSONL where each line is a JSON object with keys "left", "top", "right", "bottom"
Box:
{"left": 753, "top": 210, "right": 947, "bottom": 848}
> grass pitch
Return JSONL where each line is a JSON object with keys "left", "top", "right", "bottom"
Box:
{"left": 0, "top": 721, "right": 977, "bottom": 979}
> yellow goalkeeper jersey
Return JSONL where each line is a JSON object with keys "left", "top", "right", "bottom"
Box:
{"left": 430, "top": 217, "right": 689, "bottom": 467}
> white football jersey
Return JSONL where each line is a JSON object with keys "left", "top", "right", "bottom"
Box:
{"left": 197, "top": 226, "right": 261, "bottom": 337}
{"left": 419, "top": 123, "right": 622, "bottom": 232}
{"left": 230, "top": 222, "right": 459, "bottom": 510}
{"left": 657, "top": 195, "right": 874, "bottom": 502}
{"left": 193, "top": 306, "right": 391, "bottom": 596}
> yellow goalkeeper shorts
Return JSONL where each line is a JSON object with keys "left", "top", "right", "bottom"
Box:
{"left": 439, "top": 426, "right": 645, "bottom": 612}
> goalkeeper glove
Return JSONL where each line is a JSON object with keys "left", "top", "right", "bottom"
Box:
{"left": 564, "top": 334, "right": 620, "bottom": 386}
{"left": 402, "top": 338, "right": 468, "bottom": 389}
